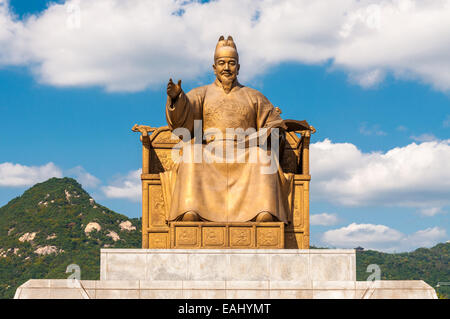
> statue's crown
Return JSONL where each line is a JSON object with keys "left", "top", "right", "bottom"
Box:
{"left": 214, "top": 35, "right": 239, "bottom": 61}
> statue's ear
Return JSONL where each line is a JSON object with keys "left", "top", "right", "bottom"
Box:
{"left": 212, "top": 63, "right": 217, "bottom": 75}
{"left": 237, "top": 63, "right": 240, "bottom": 75}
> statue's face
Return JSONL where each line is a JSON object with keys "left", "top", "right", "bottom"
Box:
{"left": 213, "top": 54, "right": 240, "bottom": 84}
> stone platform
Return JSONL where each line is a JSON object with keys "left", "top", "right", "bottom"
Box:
{"left": 100, "top": 249, "right": 356, "bottom": 282}
{"left": 14, "top": 278, "right": 437, "bottom": 299}
{"left": 15, "top": 249, "right": 438, "bottom": 299}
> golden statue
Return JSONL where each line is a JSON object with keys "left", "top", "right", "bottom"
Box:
{"left": 133, "top": 36, "right": 315, "bottom": 249}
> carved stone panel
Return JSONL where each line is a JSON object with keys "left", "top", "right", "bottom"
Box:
{"left": 149, "top": 233, "right": 168, "bottom": 249}
{"left": 256, "top": 227, "right": 280, "bottom": 247}
{"left": 174, "top": 227, "right": 199, "bottom": 247}
{"left": 149, "top": 185, "right": 166, "bottom": 226}
{"left": 229, "top": 227, "right": 253, "bottom": 247}
{"left": 168, "top": 222, "right": 284, "bottom": 249}
{"left": 293, "top": 183, "right": 304, "bottom": 228}
{"left": 150, "top": 149, "right": 178, "bottom": 173}
{"left": 303, "top": 234, "right": 310, "bottom": 249}
{"left": 295, "top": 233, "right": 305, "bottom": 249}
{"left": 202, "top": 227, "right": 226, "bottom": 247}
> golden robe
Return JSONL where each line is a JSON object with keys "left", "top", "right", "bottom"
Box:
{"left": 163, "top": 79, "right": 292, "bottom": 223}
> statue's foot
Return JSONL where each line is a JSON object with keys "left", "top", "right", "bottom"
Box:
{"left": 255, "top": 212, "right": 274, "bottom": 222}
{"left": 182, "top": 211, "right": 200, "bottom": 221}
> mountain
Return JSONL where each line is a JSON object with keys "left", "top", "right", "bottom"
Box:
{"left": 356, "top": 243, "right": 449, "bottom": 299}
{"left": 0, "top": 177, "right": 141, "bottom": 299}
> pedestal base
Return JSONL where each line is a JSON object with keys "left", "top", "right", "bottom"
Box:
{"left": 100, "top": 249, "right": 356, "bottom": 282}
{"left": 14, "top": 249, "right": 438, "bottom": 299}
{"left": 14, "top": 279, "right": 437, "bottom": 299}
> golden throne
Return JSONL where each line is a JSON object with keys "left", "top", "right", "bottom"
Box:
{"left": 132, "top": 119, "right": 315, "bottom": 249}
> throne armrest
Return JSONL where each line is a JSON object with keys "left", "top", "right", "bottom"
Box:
{"left": 133, "top": 125, "right": 180, "bottom": 174}
{"left": 280, "top": 119, "right": 316, "bottom": 175}
{"left": 283, "top": 119, "right": 316, "bottom": 134}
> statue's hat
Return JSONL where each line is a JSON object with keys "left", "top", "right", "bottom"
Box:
{"left": 214, "top": 35, "right": 239, "bottom": 61}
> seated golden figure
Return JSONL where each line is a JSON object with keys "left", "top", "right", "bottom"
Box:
{"left": 133, "top": 36, "right": 315, "bottom": 249}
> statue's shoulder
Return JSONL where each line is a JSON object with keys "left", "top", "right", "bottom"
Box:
{"left": 186, "top": 84, "right": 209, "bottom": 96}
{"left": 240, "top": 85, "right": 261, "bottom": 94}
{"left": 239, "top": 85, "right": 270, "bottom": 101}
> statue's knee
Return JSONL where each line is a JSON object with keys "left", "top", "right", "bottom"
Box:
{"left": 255, "top": 211, "right": 274, "bottom": 222}
{"left": 181, "top": 211, "right": 200, "bottom": 221}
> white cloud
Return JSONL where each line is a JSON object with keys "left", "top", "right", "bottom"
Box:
{"left": 359, "top": 122, "right": 387, "bottom": 136}
{"left": 323, "top": 223, "right": 403, "bottom": 247}
{"left": 310, "top": 139, "right": 450, "bottom": 212}
{"left": 310, "top": 213, "right": 339, "bottom": 226}
{"left": 0, "top": 0, "right": 450, "bottom": 92}
{"left": 0, "top": 162, "right": 62, "bottom": 187}
{"left": 410, "top": 133, "right": 438, "bottom": 142}
{"left": 419, "top": 206, "right": 444, "bottom": 216}
{"left": 322, "top": 223, "right": 447, "bottom": 252}
{"left": 0, "top": 162, "right": 101, "bottom": 189}
{"left": 349, "top": 69, "right": 385, "bottom": 88}
{"left": 102, "top": 169, "right": 141, "bottom": 201}
{"left": 66, "top": 166, "right": 100, "bottom": 188}
{"left": 409, "top": 226, "right": 447, "bottom": 248}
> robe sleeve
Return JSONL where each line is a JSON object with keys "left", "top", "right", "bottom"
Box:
{"left": 253, "top": 90, "right": 287, "bottom": 161}
{"left": 255, "top": 92, "right": 287, "bottom": 131}
{"left": 165, "top": 87, "right": 205, "bottom": 134}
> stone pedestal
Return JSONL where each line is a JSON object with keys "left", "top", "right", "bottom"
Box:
{"left": 100, "top": 249, "right": 356, "bottom": 282}
{"left": 14, "top": 249, "right": 438, "bottom": 299}
{"left": 14, "top": 278, "right": 437, "bottom": 299}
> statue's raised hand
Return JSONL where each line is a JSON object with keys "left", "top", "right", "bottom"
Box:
{"left": 167, "top": 78, "right": 182, "bottom": 99}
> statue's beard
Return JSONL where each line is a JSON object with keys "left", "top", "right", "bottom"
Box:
{"left": 217, "top": 73, "right": 236, "bottom": 93}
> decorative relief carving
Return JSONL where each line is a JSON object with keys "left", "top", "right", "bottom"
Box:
{"left": 293, "top": 184, "right": 304, "bottom": 227}
{"left": 149, "top": 233, "right": 167, "bottom": 248}
{"left": 150, "top": 149, "right": 177, "bottom": 173}
{"left": 204, "top": 97, "right": 253, "bottom": 130}
{"left": 257, "top": 227, "right": 279, "bottom": 246}
{"left": 169, "top": 222, "right": 283, "bottom": 248}
{"left": 203, "top": 227, "right": 225, "bottom": 246}
{"left": 176, "top": 227, "right": 198, "bottom": 246}
{"left": 230, "top": 227, "right": 252, "bottom": 246}
{"left": 303, "top": 234, "right": 309, "bottom": 249}
{"left": 295, "top": 233, "right": 305, "bottom": 249}
{"left": 150, "top": 186, "right": 166, "bottom": 226}
{"left": 153, "top": 130, "right": 180, "bottom": 144}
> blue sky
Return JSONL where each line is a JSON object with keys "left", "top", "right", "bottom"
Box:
{"left": 1, "top": 0, "right": 449, "bottom": 252}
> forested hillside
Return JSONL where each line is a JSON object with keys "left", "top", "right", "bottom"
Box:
{"left": 0, "top": 178, "right": 141, "bottom": 299}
